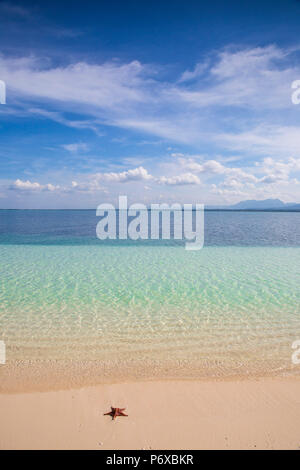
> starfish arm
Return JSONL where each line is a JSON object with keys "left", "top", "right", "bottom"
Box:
{"left": 104, "top": 407, "right": 127, "bottom": 419}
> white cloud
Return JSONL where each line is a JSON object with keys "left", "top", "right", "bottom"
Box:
{"left": 171, "top": 152, "right": 185, "bottom": 158}
{"left": 179, "top": 158, "right": 227, "bottom": 174}
{"left": 257, "top": 156, "right": 300, "bottom": 183}
{"left": 178, "top": 157, "right": 258, "bottom": 183}
{"left": 178, "top": 61, "right": 209, "bottom": 83}
{"left": 10, "top": 179, "right": 59, "bottom": 192}
{"left": 159, "top": 173, "right": 201, "bottom": 185}
{"left": 170, "top": 153, "right": 300, "bottom": 200}
{"left": 69, "top": 180, "right": 103, "bottom": 193}
{"left": 62, "top": 143, "right": 89, "bottom": 153}
{"left": 95, "top": 166, "right": 153, "bottom": 183}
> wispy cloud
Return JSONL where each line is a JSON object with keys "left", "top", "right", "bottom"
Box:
{"left": 0, "top": 57, "right": 151, "bottom": 109}
{"left": 1, "top": 44, "right": 300, "bottom": 151}
{"left": 0, "top": 2, "right": 31, "bottom": 18}
{"left": 216, "top": 125, "right": 300, "bottom": 157}
{"left": 62, "top": 143, "right": 89, "bottom": 153}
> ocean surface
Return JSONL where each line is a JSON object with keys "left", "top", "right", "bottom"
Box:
{"left": 0, "top": 210, "right": 299, "bottom": 388}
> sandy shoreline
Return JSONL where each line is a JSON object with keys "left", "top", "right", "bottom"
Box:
{"left": 0, "top": 377, "right": 299, "bottom": 450}
{"left": 1, "top": 357, "right": 299, "bottom": 393}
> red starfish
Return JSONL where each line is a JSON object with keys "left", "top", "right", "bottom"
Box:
{"left": 104, "top": 407, "right": 128, "bottom": 420}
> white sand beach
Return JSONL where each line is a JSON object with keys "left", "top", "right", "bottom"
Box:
{"left": 0, "top": 378, "right": 299, "bottom": 450}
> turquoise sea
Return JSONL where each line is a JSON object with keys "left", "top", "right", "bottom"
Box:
{"left": 0, "top": 210, "right": 299, "bottom": 389}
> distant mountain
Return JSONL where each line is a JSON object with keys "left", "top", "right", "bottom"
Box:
{"left": 206, "top": 199, "right": 300, "bottom": 211}
{"left": 287, "top": 204, "right": 300, "bottom": 211}
{"left": 229, "top": 199, "right": 286, "bottom": 210}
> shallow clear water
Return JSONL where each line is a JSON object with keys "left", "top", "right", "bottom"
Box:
{"left": 0, "top": 210, "right": 300, "bottom": 386}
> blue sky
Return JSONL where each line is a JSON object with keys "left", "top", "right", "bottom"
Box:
{"left": 1, "top": 0, "right": 300, "bottom": 208}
